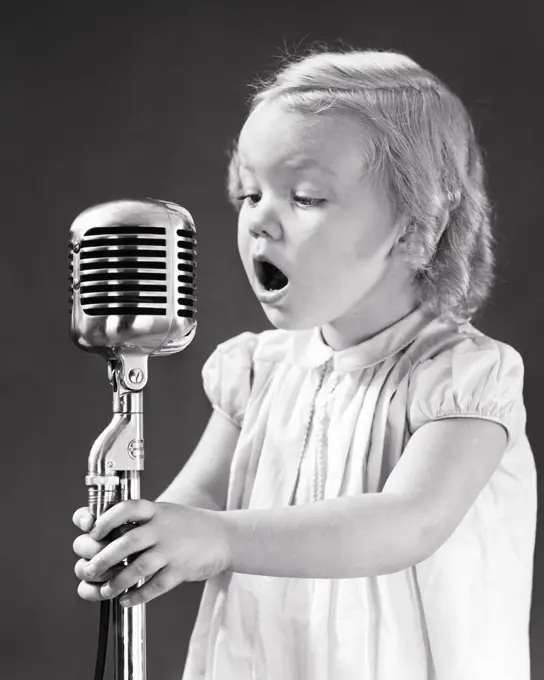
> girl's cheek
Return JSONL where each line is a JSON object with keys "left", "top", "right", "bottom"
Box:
{"left": 237, "top": 222, "right": 249, "bottom": 251}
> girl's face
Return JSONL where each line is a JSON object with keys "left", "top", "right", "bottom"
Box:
{"left": 235, "top": 99, "right": 417, "bottom": 349}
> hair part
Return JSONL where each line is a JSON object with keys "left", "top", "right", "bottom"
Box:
{"left": 228, "top": 48, "right": 496, "bottom": 322}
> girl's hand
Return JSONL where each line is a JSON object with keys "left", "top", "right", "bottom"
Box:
{"left": 72, "top": 500, "right": 230, "bottom": 607}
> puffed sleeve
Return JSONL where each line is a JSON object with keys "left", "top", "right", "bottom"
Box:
{"left": 201, "top": 331, "right": 259, "bottom": 428}
{"left": 407, "top": 335, "right": 526, "bottom": 447}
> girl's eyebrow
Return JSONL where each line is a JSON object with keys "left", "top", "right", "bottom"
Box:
{"left": 237, "top": 155, "right": 337, "bottom": 178}
{"left": 284, "top": 158, "right": 337, "bottom": 177}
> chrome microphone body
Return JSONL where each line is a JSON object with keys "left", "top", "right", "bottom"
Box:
{"left": 69, "top": 199, "right": 197, "bottom": 680}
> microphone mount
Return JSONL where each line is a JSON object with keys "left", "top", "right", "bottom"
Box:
{"left": 86, "top": 356, "right": 146, "bottom": 504}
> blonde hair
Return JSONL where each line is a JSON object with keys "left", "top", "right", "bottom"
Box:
{"left": 228, "top": 48, "right": 496, "bottom": 322}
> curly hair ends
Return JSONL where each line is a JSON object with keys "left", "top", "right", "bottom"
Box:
{"left": 229, "top": 48, "right": 496, "bottom": 322}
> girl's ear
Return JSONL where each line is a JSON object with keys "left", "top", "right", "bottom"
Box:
{"left": 388, "top": 214, "right": 412, "bottom": 261}
{"left": 394, "top": 214, "right": 411, "bottom": 246}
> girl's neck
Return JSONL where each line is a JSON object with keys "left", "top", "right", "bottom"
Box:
{"left": 320, "top": 267, "right": 420, "bottom": 352}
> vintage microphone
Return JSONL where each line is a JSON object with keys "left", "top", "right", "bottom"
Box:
{"left": 68, "top": 198, "right": 197, "bottom": 680}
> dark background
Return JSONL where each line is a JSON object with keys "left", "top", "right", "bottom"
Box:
{"left": 1, "top": 1, "right": 541, "bottom": 678}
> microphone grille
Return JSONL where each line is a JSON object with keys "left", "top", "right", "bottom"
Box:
{"left": 77, "top": 224, "right": 170, "bottom": 316}
{"left": 68, "top": 238, "right": 74, "bottom": 314}
{"left": 68, "top": 221, "right": 197, "bottom": 319}
{"left": 176, "top": 225, "right": 197, "bottom": 319}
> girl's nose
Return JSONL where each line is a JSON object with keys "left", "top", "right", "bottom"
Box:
{"left": 246, "top": 200, "right": 282, "bottom": 241}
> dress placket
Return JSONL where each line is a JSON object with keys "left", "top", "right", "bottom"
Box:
{"left": 289, "top": 359, "right": 342, "bottom": 505}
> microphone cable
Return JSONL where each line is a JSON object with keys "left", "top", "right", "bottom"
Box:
{"left": 92, "top": 521, "right": 140, "bottom": 680}
{"left": 94, "top": 600, "right": 110, "bottom": 680}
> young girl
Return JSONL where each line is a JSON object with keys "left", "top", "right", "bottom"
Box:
{"left": 72, "top": 49, "right": 537, "bottom": 679}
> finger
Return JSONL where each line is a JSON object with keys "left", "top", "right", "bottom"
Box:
{"left": 98, "top": 553, "right": 165, "bottom": 600}
{"left": 72, "top": 507, "right": 96, "bottom": 533}
{"left": 89, "top": 500, "right": 156, "bottom": 542}
{"left": 84, "top": 525, "right": 154, "bottom": 580}
{"left": 74, "top": 558, "right": 119, "bottom": 583}
{"left": 118, "top": 566, "right": 175, "bottom": 608}
{"left": 77, "top": 579, "right": 110, "bottom": 602}
{"left": 73, "top": 534, "right": 108, "bottom": 560}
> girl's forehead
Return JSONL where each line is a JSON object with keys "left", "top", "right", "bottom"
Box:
{"left": 237, "top": 101, "right": 367, "bottom": 177}
{"left": 240, "top": 101, "right": 325, "bottom": 138}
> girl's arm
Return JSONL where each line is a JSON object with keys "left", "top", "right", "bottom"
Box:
{"left": 83, "top": 416, "right": 508, "bottom": 592}
{"left": 220, "top": 417, "right": 508, "bottom": 578}
{"left": 155, "top": 409, "right": 240, "bottom": 511}
{"left": 222, "top": 492, "right": 428, "bottom": 578}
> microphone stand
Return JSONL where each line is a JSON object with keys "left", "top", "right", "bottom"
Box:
{"left": 86, "top": 354, "right": 149, "bottom": 680}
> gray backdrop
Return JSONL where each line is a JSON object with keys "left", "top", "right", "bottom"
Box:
{"left": 2, "top": 1, "right": 542, "bottom": 678}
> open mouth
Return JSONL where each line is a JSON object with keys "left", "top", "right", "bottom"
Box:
{"left": 253, "top": 257, "right": 289, "bottom": 292}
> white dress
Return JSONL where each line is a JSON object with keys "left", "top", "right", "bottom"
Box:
{"left": 181, "top": 305, "right": 537, "bottom": 680}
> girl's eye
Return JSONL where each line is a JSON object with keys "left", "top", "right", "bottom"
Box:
{"left": 235, "top": 193, "right": 325, "bottom": 208}
{"left": 237, "top": 193, "right": 261, "bottom": 206}
{"left": 293, "top": 195, "right": 326, "bottom": 208}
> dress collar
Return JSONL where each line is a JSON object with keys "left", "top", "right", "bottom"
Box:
{"left": 290, "top": 305, "right": 437, "bottom": 372}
